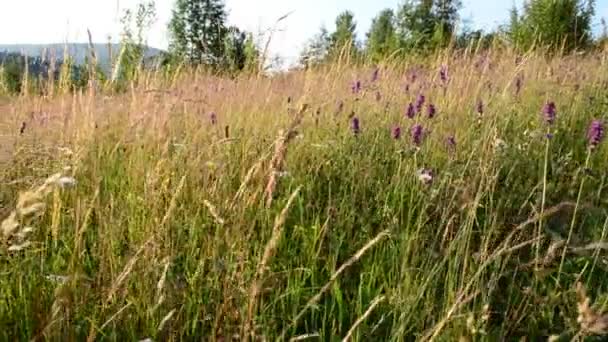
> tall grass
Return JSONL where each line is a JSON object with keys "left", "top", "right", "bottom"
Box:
{"left": 1, "top": 46, "right": 608, "bottom": 341}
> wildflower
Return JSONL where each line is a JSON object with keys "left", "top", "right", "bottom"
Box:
{"left": 392, "top": 126, "right": 402, "bottom": 140}
{"left": 406, "top": 103, "right": 416, "bottom": 119}
{"left": 371, "top": 68, "right": 380, "bottom": 82}
{"left": 351, "top": 80, "right": 362, "bottom": 94}
{"left": 417, "top": 168, "right": 434, "bottom": 185}
{"left": 493, "top": 138, "right": 508, "bottom": 150}
{"left": 210, "top": 112, "right": 217, "bottom": 125}
{"left": 411, "top": 124, "right": 424, "bottom": 146}
{"left": 405, "top": 103, "right": 416, "bottom": 119}
{"left": 351, "top": 117, "right": 360, "bottom": 135}
{"left": 476, "top": 100, "right": 484, "bottom": 115}
{"left": 542, "top": 102, "right": 556, "bottom": 125}
{"left": 588, "top": 120, "right": 604, "bottom": 149}
{"left": 447, "top": 135, "right": 456, "bottom": 149}
{"left": 56, "top": 176, "right": 77, "bottom": 188}
{"left": 427, "top": 104, "right": 437, "bottom": 119}
{"left": 415, "top": 94, "right": 425, "bottom": 113}
{"left": 439, "top": 65, "right": 448, "bottom": 83}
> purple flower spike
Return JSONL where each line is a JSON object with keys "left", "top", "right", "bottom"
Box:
{"left": 411, "top": 124, "right": 424, "bottom": 146}
{"left": 415, "top": 94, "right": 425, "bottom": 113}
{"left": 447, "top": 135, "right": 456, "bottom": 149}
{"left": 476, "top": 100, "right": 484, "bottom": 115}
{"left": 406, "top": 103, "right": 416, "bottom": 119}
{"left": 427, "top": 104, "right": 437, "bottom": 119}
{"left": 351, "top": 80, "right": 362, "bottom": 94}
{"left": 588, "top": 120, "right": 604, "bottom": 149}
{"left": 371, "top": 68, "right": 380, "bottom": 82}
{"left": 439, "top": 65, "right": 448, "bottom": 83}
{"left": 392, "top": 125, "right": 402, "bottom": 140}
{"left": 210, "top": 112, "right": 217, "bottom": 125}
{"left": 542, "top": 102, "right": 556, "bottom": 125}
{"left": 351, "top": 117, "right": 360, "bottom": 135}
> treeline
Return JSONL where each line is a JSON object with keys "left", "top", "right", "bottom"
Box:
{"left": 1, "top": 0, "right": 606, "bottom": 95}
{"left": 300, "top": 0, "right": 606, "bottom": 66}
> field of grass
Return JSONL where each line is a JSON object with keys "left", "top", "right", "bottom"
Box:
{"left": 1, "top": 48, "right": 608, "bottom": 341}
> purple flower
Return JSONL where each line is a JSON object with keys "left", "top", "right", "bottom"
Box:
{"left": 588, "top": 119, "right": 604, "bottom": 149}
{"left": 476, "top": 100, "right": 484, "bottom": 115}
{"left": 351, "top": 117, "right": 360, "bottom": 134}
{"left": 371, "top": 68, "right": 380, "bottom": 82}
{"left": 210, "top": 112, "right": 217, "bottom": 125}
{"left": 392, "top": 125, "right": 402, "bottom": 140}
{"left": 542, "top": 102, "right": 556, "bottom": 125}
{"left": 439, "top": 65, "right": 448, "bottom": 83}
{"left": 351, "top": 80, "right": 362, "bottom": 94}
{"left": 447, "top": 135, "right": 456, "bottom": 149}
{"left": 411, "top": 124, "right": 424, "bottom": 146}
{"left": 406, "top": 103, "right": 416, "bottom": 119}
{"left": 415, "top": 94, "right": 425, "bottom": 113}
{"left": 427, "top": 104, "right": 437, "bottom": 119}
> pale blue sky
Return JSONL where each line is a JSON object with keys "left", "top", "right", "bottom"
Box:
{"left": 0, "top": 0, "right": 606, "bottom": 66}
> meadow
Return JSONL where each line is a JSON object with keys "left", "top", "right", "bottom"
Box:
{"left": 1, "top": 47, "right": 608, "bottom": 341}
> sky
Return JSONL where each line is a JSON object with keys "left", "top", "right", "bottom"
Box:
{"left": 0, "top": 0, "right": 606, "bottom": 66}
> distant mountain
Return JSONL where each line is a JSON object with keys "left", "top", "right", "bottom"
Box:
{"left": 0, "top": 43, "right": 163, "bottom": 71}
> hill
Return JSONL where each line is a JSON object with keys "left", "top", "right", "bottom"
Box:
{"left": 0, "top": 43, "right": 163, "bottom": 71}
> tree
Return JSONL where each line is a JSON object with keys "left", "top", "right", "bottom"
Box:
{"left": 366, "top": 9, "right": 398, "bottom": 61}
{"left": 329, "top": 11, "right": 359, "bottom": 59}
{"left": 224, "top": 27, "right": 260, "bottom": 72}
{"left": 168, "top": 0, "right": 228, "bottom": 66}
{"left": 299, "top": 26, "right": 331, "bottom": 67}
{"left": 113, "top": 1, "right": 157, "bottom": 84}
{"left": 509, "top": 0, "right": 595, "bottom": 52}
{"left": 395, "top": 0, "right": 462, "bottom": 50}
{"left": 433, "top": 0, "right": 462, "bottom": 46}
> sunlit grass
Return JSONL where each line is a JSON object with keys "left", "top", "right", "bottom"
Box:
{"left": 1, "top": 47, "right": 608, "bottom": 341}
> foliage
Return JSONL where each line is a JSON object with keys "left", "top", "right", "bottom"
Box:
{"left": 168, "top": 0, "right": 228, "bottom": 66}
{"left": 329, "top": 11, "right": 360, "bottom": 60}
{"left": 508, "top": 0, "right": 595, "bottom": 52}
{"left": 299, "top": 26, "right": 331, "bottom": 68}
{"left": 112, "top": 1, "right": 157, "bottom": 85}
{"left": 366, "top": 9, "right": 399, "bottom": 61}
{"left": 395, "top": 0, "right": 462, "bottom": 51}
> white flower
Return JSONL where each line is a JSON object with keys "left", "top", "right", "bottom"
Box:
{"left": 45, "top": 274, "right": 70, "bottom": 284}
{"left": 417, "top": 168, "right": 434, "bottom": 185}
{"left": 56, "top": 176, "right": 77, "bottom": 188}
{"left": 493, "top": 138, "right": 508, "bottom": 150}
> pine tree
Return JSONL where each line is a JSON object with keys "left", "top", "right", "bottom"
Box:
{"left": 509, "top": 0, "right": 595, "bottom": 52}
{"left": 366, "top": 9, "right": 398, "bottom": 61}
{"left": 168, "top": 0, "right": 228, "bottom": 66}
{"left": 330, "top": 11, "right": 359, "bottom": 59}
